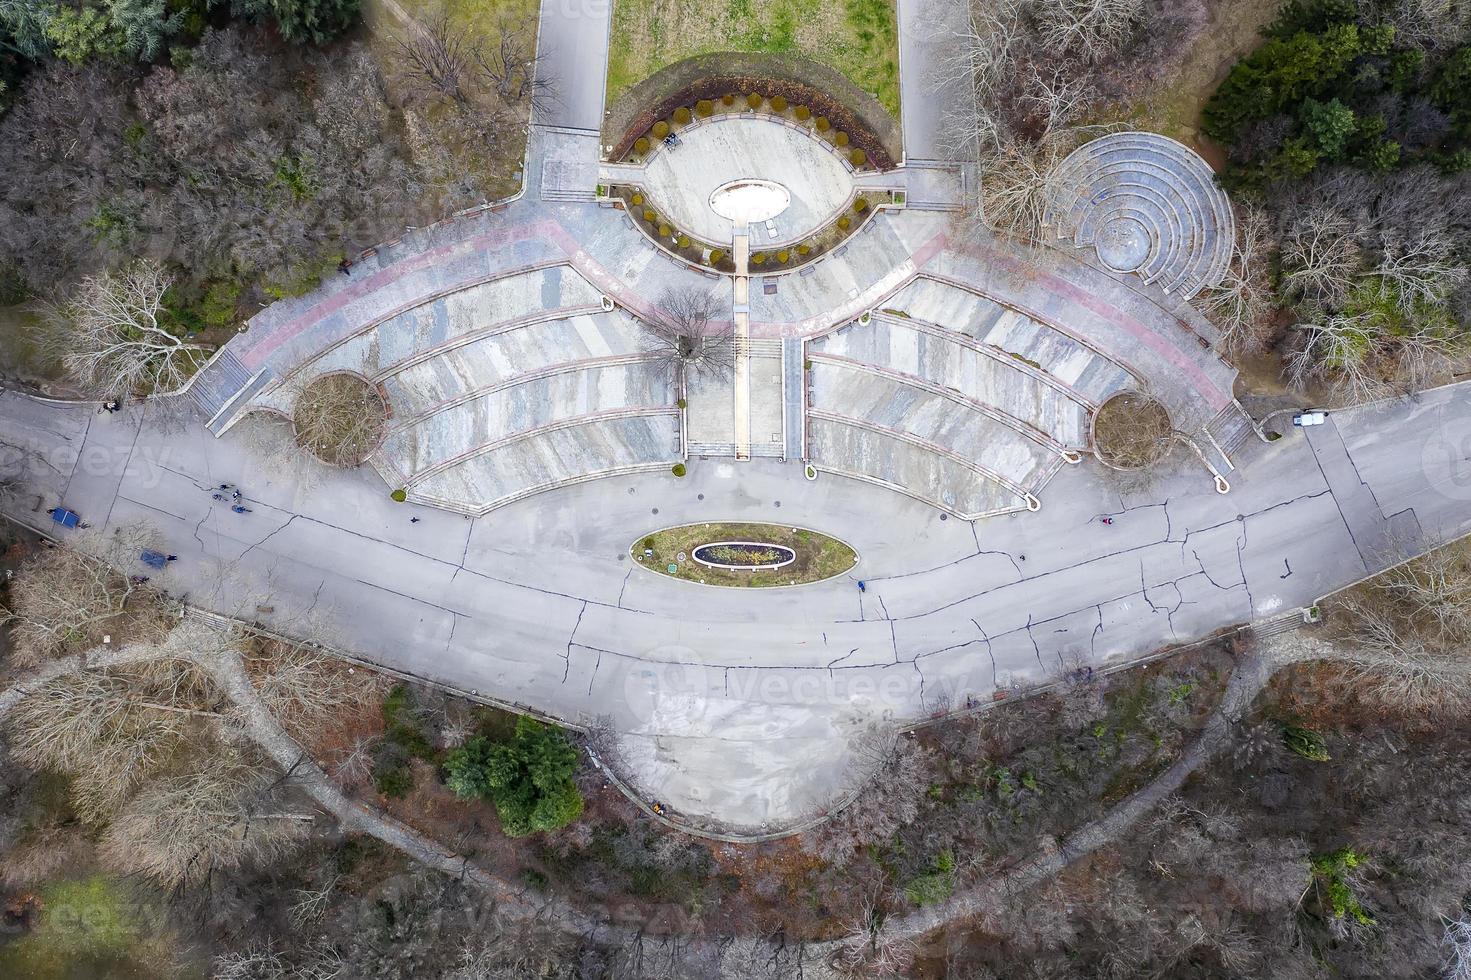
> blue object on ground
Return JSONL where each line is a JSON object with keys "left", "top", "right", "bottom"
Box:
{"left": 49, "top": 508, "right": 80, "bottom": 529}
{"left": 140, "top": 549, "right": 168, "bottom": 569}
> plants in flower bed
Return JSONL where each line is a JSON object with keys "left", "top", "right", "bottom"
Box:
{"left": 631, "top": 522, "right": 857, "bottom": 588}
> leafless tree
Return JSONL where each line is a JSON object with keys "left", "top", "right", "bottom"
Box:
{"left": 394, "top": 12, "right": 472, "bottom": 102}
{"left": 1444, "top": 909, "right": 1471, "bottom": 980}
{"left": 1198, "top": 202, "right": 1278, "bottom": 355}
{"left": 100, "top": 750, "right": 313, "bottom": 888}
{"left": 243, "top": 635, "right": 384, "bottom": 735}
{"left": 1279, "top": 207, "right": 1362, "bottom": 309}
{"left": 37, "top": 260, "right": 212, "bottom": 399}
{"left": 642, "top": 287, "right": 733, "bottom": 383}
{"left": 1036, "top": 0, "right": 1146, "bottom": 63}
{"left": 1372, "top": 234, "right": 1468, "bottom": 312}
{"left": 472, "top": 13, "right": 554, "bottom": 112}
{"left": 976, "top": 130, "right": 1077, "bottom": 242}
{"left": 3, "top": 523, "right": 170, "bottom": 665}
{"left": 290, "top": 373, "right": 388, "bottom": 468}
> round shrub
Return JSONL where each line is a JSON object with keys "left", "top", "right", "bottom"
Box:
{"left": 776, "top": 249, "right": 790, "bottom": 263}
{"left": 815, "top": 116, "right": 831, "bottom": 132}
{"left": 746, "top": 92, "right": 763, "bottom": 109}
{"left": 673, "top": 106, "right": 692, "bottom": 125}
{"left": 391, "top": 488, "right": 407, "bottom": 502}
{"left": 795, "top": 105, "right": 811, "bottom": 121}
{"left": 770, "top": 95, "right": 787, "bottom": 112}
{"left": 643, "top": 208, "right": 656, "bottom": 223}
{"left": 834, "top": 131, "right": 849, "bottom": 147}
{"left": 633, "top": 136, "right": 650, "bottom": 155}
{"left": 722, "top": 93, "right": 736, "bottom": 106}
{"left": 709, "top": 249, "right": 726, "bottom": 264}
{"left": 751, "top": 252, "right": 766, "bottom": 265}
{"left": 630, "top": 192, "right": 643, "bottom": 206}
{"left": 696, "top": 99, "right": 714, "bottom": 116}
{"left": 853, "top": 197, "right": 869, "bottom": 213}
{"left": 672, "top": 463, "right": 687, "bottom": 477}
{"left": 676, "top": 234, "right": 691, "bottom": 249}
{"left": 658, "top": 223, "right": 673, "bottom": 238}
{"left": 837, "top": 216, "right": 851, "bottom": 231}
{"left": 652, "top": 120, "right": 670, "bottom": 138}
{"left": 797, "top": 243, "right": 811, "bottom": 255}
{"left": 850, "top": 149, "right": 867, "bottom": 167}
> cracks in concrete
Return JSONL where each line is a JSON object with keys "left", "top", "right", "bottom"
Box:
{"left": 562, "top": 601, "right": 587, "bottom": 684}
{"left": 616, "top": 568, "right": 632, "bottom": 608}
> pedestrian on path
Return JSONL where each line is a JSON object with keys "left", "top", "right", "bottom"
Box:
{"left": 231, "top": 504, "right": 251, "bottom": 514}
{"left": 166, "top": 555, "right": 178, "bottom": 561}
{"left": 410, "top": 517, "right": 420, "bottom": 523}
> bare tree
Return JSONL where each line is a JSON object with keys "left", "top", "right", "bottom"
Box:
{"left": 1444, "top": 909, "right": 1471, "bottom": 980}
{"left": 1372, "top": 234, "right": 1469, "bottom": 312}
{"left": 289, "top": 373, "right": 388, "bottom": 468}
{"left": 1198, "top": 202, "right": 1278, "bottom": 355}
{"left": 1036, "top": 0, "right": 1145, "bottom": 63}
{"left": 472, "top": 13, "right": 554, "bottom": 112}
{"left": 642, "top": 287, "right": 733, "bottom": 383}
{"left": 394, "top": 12, "right": 473, "bottom": 103}
{"left": 1279, "top": 207, "right": 1362, "bottom": 309}
{"left": 243, "top": 634, "right": 384, "bottom": 735}
{"left": 37, "top": 260, "right": 212, "bottom": 399}
{"left": 3, "top": 523, "right": 170, "bottom": 665}
{"left": 977, "top": 130, "right": 1078, "bottom": 242}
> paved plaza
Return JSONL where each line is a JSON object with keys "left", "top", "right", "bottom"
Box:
{"left": 6, "top": 0, "right": 1471, "bottom": 837}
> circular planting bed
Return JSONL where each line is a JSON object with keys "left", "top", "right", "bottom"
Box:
{"left": 292, "top": 372, "right": 389, "bottom": 467}
{"left": 1092, "top": 391, "right": 1174, "bottom": 470}
{"left": 632, "top": 522, "right": 857, "bottom": 588}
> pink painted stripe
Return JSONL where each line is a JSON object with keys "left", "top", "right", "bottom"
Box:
{"left": 240, "top": 218, "right": 563, "bottom": 371}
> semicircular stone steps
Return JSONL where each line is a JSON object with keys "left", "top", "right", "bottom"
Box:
{"left": 1044, "top": 132, "right": 1235, "bottom": 299}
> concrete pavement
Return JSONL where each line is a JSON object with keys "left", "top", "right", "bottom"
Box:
{"left": 4, "top": 383, "right": 1470, "bottom": 833}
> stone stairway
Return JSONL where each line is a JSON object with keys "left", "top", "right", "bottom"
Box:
{"left": 186, "top": 348, "right": 275, "bottom": 435}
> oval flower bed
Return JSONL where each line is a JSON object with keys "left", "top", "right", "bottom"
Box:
{"left": 632, "top": 522, "right": 857, "bottom": 588}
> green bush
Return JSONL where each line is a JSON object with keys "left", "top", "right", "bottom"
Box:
{"left": 834, "top": 131, "right": 849, "bottom": 147}
{"left": 658, "top": 223, "right": 673, "bottom": 238}
{"left": 708, "top": 248, "right": 726, "bottom": 264}
{"left": 675, "top": 398, "right": 687, "bottom": 409}
{"left": 676, "top": 234, "right": 691, "bottom": 249}
{"left": 671, "top": 463, "right": 687, "bottom": 477}
{"left": 673, "top": 106, "right": 692, "bottom": 125}
{"left": 837, "top": 215, "right": 851, "bottom": 231}
{"left": 776, "top": 249, "right": 790, "bottom": 263}
{"left": 850, "top": 148, "right": 867, "bottom": 167}
{"left": 751, "top": 252, "right": 766, "bottom": 265}
{"left": 390, "top": 488, "right": 407, "bottom": 502}
{"left": 642, "top": 208, "right": 656, "bottom": 223}
{"left": 652, "top": 120, "right": 670, "bottom": 138}
{"left": 643, "top": 536, "right": 656, "bottom": 549}
{"left": 794, "top": 105, "right": 811, "bottom": 121}
{"left": 696, "top": 99, "right": 714, "bottom": 116}
{"left": 770, "top": 95, "right": 787, "bottom": 112}
{"left": 853, "top": 197, "right": 869, "bottom": 213}
{"left": 442, "top": 717, "right": 584, "bottom": 836}
{"left": 633, "top": 136, "right": 650, "bottom": 155}
{"left": 746, "top": 92, "right": 763, "bottom": 109}
{"left": 815, "top": 116, "right": 831, "bottom": 132}
{"left": 1283, "top": 725, "right": 1330, "bottom": 761}
{"left": 797, "top": 243, "right": 811, "bottom": 255}
{"left": 630, "top": 192, "right": 643, "bottom": 206}
{"left": 721, "top": 93, "right": 736, "bottom": 106}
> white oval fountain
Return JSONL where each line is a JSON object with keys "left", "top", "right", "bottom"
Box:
{"left": 709, "top": 178, "right": 791, "bottom": 225}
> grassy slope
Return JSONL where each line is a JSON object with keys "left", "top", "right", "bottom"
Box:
{"left": 607, "top": 0, "right": 900, "bottom": 118}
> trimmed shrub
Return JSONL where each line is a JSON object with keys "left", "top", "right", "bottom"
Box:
{"left": 709, "top": 249, "right": 726, "bottom": 264}
{"left": 834, "top": 131, "right": 849, "bottom": 147}
{"left": 676, "top": 398, "right": 687, "bottom": 409}
{"left": 776, "top": 250, "right": 790, "bottom": 263}
{"left": 642, "top": 208, "right": 656, "bottom": 222}
{"left": 746, "top": 92, "right": 763, "bottom": 109}
{"left": 853, "top": 198, "right": 869, "bottom": 213}
{"left": 751, "top": 252, "right": 767, "bottom": 265}
{"left": 837, "top": 216, "right": 851, "bottom": 231}
{"left": 815, "top": 116, "right": 831, "bottom": 132}
{"left": 633, "top": 136, "right": 650, "bottom": 155}
{"left": 442, "top": 717, "right": 584, "bottom": 836}
{"left": 630, "top": 192, "right": 643, "bottom": 206}
{"left": 795, "top": 105, "right": 811, "bottom": 121}
{"left": 797, "top": 243, "right": 811, "bottom": 255}
{"left": 850, "top": 149, "right": 867, "bottom": 167}
{"left": 696, "top": 99, "right": 714, "bottom": 116}
{"left": 722, "top": 93, "right": 736, "bottom": 106}
{"left": 671, "top": 463, "right": 687, "bottom": 477}
{"left": 770, "top": 95, "right": 787, "bottom": 112}
{"left": 658, "top": 223, "right": 673, "bottom": 238}
{"left": 673, "top": 106, "right": 692, "bottom": 125}
{"left": 652, "top": 120, "right": 670, "bottom": 138}
{"left": 390, "top": 488, "right": 407, "bottom": 502}
{"left": 676, "top": 235, "right": 691, "bottom": 249}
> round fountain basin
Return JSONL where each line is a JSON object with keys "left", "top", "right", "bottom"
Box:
{"left": 691, "top": 541, "right": 797, "bottom": 571}
{"left": 709, "top": 179, "right": 791, "bottom": 225}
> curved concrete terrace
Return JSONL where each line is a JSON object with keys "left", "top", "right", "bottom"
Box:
{"left": 607, "top": 114, "right": 857, "bottom": 247}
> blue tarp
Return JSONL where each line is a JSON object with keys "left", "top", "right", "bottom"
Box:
{"left": 50, "top": 508, "right": 80, "bottom": 529}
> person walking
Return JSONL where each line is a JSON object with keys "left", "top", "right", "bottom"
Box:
{"left": 231, "top": 504, "right": 251, "bottom": 514}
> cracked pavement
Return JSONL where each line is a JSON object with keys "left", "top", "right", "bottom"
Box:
{"left": 3, "top": 383, "right": 1471, "bottom": 833}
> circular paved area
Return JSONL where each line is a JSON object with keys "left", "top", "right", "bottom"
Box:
{"left": 637, "top": 115, "right": 854, "bottom": 245}
{"left": 1045, "top": 133, "right": 1234, "bottom": 298}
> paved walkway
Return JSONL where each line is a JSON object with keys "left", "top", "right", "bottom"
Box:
{"left": 5, "top": 383, "right": 1471, "bottom": 833}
